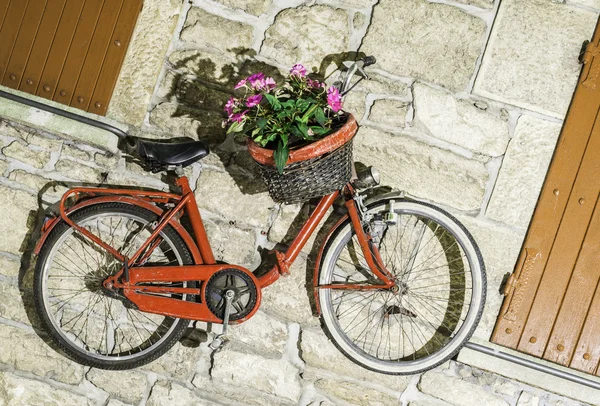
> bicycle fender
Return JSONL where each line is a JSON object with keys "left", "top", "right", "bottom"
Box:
{"left": 34, "top": 196, "right": 203, "bottom": 264}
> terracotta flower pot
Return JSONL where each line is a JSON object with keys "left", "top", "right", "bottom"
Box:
{"left": 247, "top": 114, "right": 358, "bottom": 166}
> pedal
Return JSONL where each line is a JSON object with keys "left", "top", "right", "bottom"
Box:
{"left": 209, "top": 289, "right": 234, "bottom": 351}
{"left": 209, "top": 334, "right": 229, "bottom": 350}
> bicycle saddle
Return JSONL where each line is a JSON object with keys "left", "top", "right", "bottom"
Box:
{"left": 128, "top": 137, "right": 210, "bottom": 168}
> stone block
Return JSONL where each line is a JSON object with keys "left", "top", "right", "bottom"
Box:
{"left": 486, "top": 115, "right": 562, "bottom": 229}
{"left": 2, "top": 141, "right": 50, "bottom": 169}
{"left": 204, "top": 219, "right": 257, "bottom": 267}
{"left": 261, "top": 5, "right": 350, "bottom": 70}
{"left": 0, "top": 159, "right": 7, "bottom": 174}
{"left": 143, "top": 340, "right": 201, "bottom": 381}
{"left": 343, "top": 91, "right": 367, "bottom": 122}
{"left": 146, "top": 381, "right": 218, "bottom": 406}
{"left": 413, "top": 83, "right": 509, "bottom": 157}
{"left": 228, "top": 310, "right": 288, "bottom": 355}
{"left": 358, "top": 72, "right": 409, "bottom": 96}
{"left": 8, "top": 170, "right": 68, "bottom": 204}
{"left": 300, "top": 328, "right": 411, "bottom": 389}
{"left": 148, "top": 102, "right": 226, "bottom": 145}
{"left": 0, "top": 371, "right": 94, "bottom": 406}
{"left": 211, "top": 346, "right": 302, "bottom": 401}
{"left": 517, "top": 392, "right": 541, "bottom": 406}
{"left": 62, "top": 144, "right": 91, "bottom": 161}
{"left": 260, "top": 256, "right": 320, "bottom": 327}
{"left": 361, "top": 0, "right": 486, "bottom": 91}
{"left": 454, "top": 215, "right": 525, "bottom": 339}
{"left": 354, "top": 127, "right": 489, "bottom": 211}
{"left": 368, "top": 99, "right": 409, "bottom": 128}
{"left": 0, "top": 324, "right": 84, "bottom": 385}
{"left": 181, "top": 7, "right": 254, "bottom": 52}
{"left": 474, "top": 0, "right": 597, "bottom": 118}
{"left": 107, "top": 0, "right": 181, "bottom": 126}
{"left": 454, "top": 0, "right": 495, "bottom": 8}
{"left": 55, "top": 159, "right": 103, "bottom": 184}
{"left": 86, "top": 369, "right": 147, "bottom": 404}
{"left": 171, "top": 77, "right": 231, "bottom": 112}
{"left": 213, "top": 0, "right": 272, "bottom": 15}
{"left": 195, "top": 167, "right": 274, "bottom": 228}
{"left": 419, "top": 371, "right": 509, "bottom": 406}
{"left": 570, "top": 0, "right": 600, "bottom": 8}
{"left": 94, "top": 152, "right": 120, "bottom": 169}
{"left": 305, "top": 370, "right": 402, "bottom": 405}
{"left": 0, "top": 282, "right": 29, "bottom": 324}
{"left": 168, "top": 49, "right": 238, "bottom": 86}
{"left": 0, "top": 255, "right": 20, "bottom": 278}
{"left": 0, "top": 186, "right": 37, "bottom": 255}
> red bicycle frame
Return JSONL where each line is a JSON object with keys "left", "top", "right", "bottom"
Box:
{"left": 35, "top": 175, "right": 395, "bottom": 323}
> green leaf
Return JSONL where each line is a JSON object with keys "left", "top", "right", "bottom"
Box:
{"left": 295, "top": 98, "right": 310, "bottom": 112}
{"left": 315, "top": 107, "right": 326, "bottom": 127}
{"left": 295, "top": 121, "right": 309, "bottom": 138}
{"left": 290, "top": 125, "right": 303, "bottom": 139}
{"left": 226, "top": 121, "right": 244, "bottom": 134}
{"left": 264, "top": 93, "right": 282, "bottom": 111}
{"left": 251, "top": 128, "right": 261, "bottom": 137}
{"left": 257, "top": 117, "right": 268, "bottom": 129}
{"left": 310, "top": 126, "right": 330, "bottom": 136}
{"left": 274, "top": 140, "right": 289, "bottom": 174}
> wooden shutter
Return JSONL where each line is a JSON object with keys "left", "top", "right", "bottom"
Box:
{"left": 491, "top": 19, "right": 600, "bottom": 376}
{"left": 0, "top": 0, "right": 143, "bottom": 116}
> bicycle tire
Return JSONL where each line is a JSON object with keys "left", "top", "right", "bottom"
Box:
{"left": 33, "top": 202, "right": 194, "bottom": 370}
{"left": 317, "top": 199, "right": 486, "bottom": 375}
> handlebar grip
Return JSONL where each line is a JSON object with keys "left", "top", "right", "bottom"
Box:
{"left": 362, "top": 56, "right": 376, "bottom": 67}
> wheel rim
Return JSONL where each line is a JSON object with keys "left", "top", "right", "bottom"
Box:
{"left": 40, "top": 212, "right": 186, "bottom": 362}
{"left": 320, "top": 202, "right": 483, "bottom": 373}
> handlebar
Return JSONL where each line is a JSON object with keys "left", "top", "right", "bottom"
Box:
{"left": 339, "top": 56, "right": 377, "bottom": 94}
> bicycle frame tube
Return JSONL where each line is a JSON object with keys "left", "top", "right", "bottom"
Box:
{"left": 256, "top": 188, "right": 395, "bottom": 290}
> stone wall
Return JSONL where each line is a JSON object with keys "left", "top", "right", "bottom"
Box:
{"left": 0, "top": 0, "right": 599, "bottom": 405}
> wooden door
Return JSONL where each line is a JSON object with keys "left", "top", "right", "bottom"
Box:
{"left": 491, "top": 19, "right": 600, "bottom": 375}
{"left": 0, "top": 0, "right": 143, "bottom": 115}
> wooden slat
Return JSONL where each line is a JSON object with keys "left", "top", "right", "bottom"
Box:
{"left": 2, "top": 0, "right": 47, "bottom": 89}
{"left": 0, "top": 0, "right": 11, "bottom": 34}
{"left": 544, "top": 193, "right": 600, "bottom": 366}
{"left": 70, "top": 0, "right": 122, "bottom": 111}
{"left": 569, "top": 270, "right": 600, "bottom": 375}
{"left": 52, "top": 0, "right": 104, "bottom": 106}
{"left": 0, "top": 0, "right": 29, "bottom": 81}
{"left": 491, "top": 33, "right": 600, "bottom": 348}
{"left": 36, "top": 0, "right": 85, "bottom": 99}
{"left": 515, "top": 123, "right": 600, "bottom": 357}
{"left": 19, "top": 0, "right": 67, "bottom": 94}
{"left": 87, "top": 0, "right": 143, "bottom": 115}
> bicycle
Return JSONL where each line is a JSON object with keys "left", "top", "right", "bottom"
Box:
{"left": 32, "top": 57, "right": 486, "bottom": 375}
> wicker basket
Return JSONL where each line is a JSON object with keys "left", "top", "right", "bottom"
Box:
{"left": 248, "top": 115, "right": 358, "bottom": 204}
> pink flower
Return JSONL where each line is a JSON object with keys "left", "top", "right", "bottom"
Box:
{"left": 251, "top": 78, "right": 266, "bottom": 90}
{"left": 307, "top": 78, "right": 323, "bottom": 88}
{"left": 229, "top": 110, "right": 249, "bottom": 123}
{"left": 246, "top": 94, "right": 263, "bottom": 107}
{"left": 327, "top": 86, "right": 343, "bottom": 112}
{"left": 234, "top": 79, "right": 247, "bottom": 89}
{"left": 265, "top": 77, "right": 276, "bottom": 90}
{"left": 247, "top": 72, "right": 265, "bottom": 82}
{"left": 224, "top": 97, "right": 237, "bottom": 115}
{"left": 290, "top": 64, "right": 307, "bottom": 77}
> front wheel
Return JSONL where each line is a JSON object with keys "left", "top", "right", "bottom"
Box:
{"left": 317, "top": 199, "right": 486, "bottom": 375}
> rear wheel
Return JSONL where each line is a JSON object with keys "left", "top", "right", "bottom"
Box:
{"left": 318, "top": 199, "right": 485, "bottom": 374}
{"left": 33, "top": 202, "right": 194, "bottom": 370}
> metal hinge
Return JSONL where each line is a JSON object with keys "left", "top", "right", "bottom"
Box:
{"left": 580, "top": 40, "right": 600, "bottom": 89}
{"left": 502, "top": 273, "right": 517, "bottom": 296}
